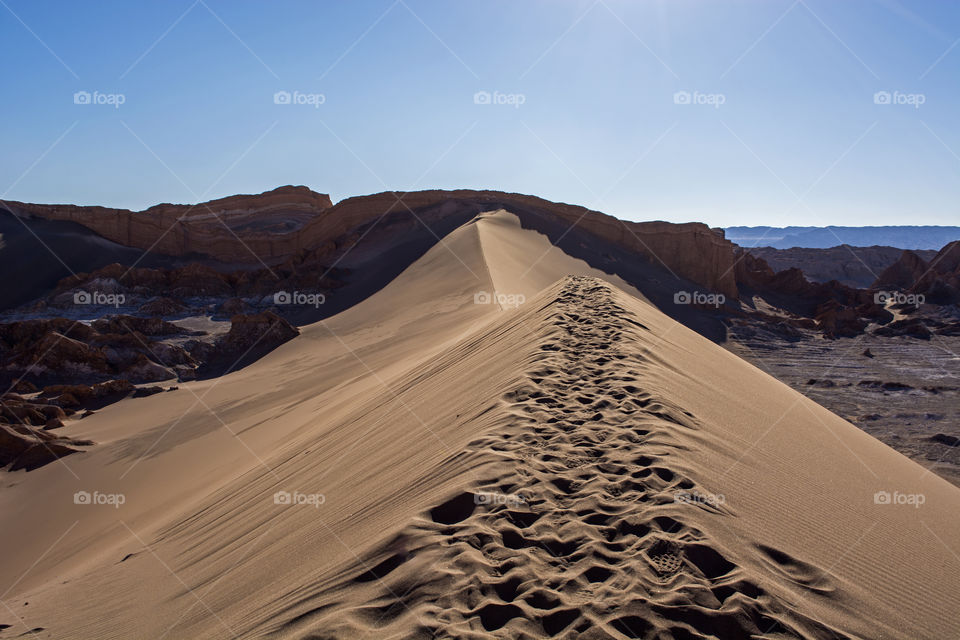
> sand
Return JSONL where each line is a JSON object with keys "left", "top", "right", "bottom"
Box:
{"left": 1, "top": 211, "right": 958, "bottom": 639}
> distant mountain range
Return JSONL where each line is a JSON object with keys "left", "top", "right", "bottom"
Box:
{"left": 725, "top": 226, "right": 960, "bottom": 250}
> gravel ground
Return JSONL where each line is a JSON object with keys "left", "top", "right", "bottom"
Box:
{"left": 726, "top": 326, "right": 960, "bottom": 486}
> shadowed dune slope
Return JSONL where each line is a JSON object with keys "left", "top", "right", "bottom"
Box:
{"left": 0, "top": 211, "right": 958, "bottom": 639}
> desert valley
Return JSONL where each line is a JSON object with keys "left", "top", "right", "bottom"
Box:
{"left": 1, "top": 188, "right": 959, "bottom": 639}
{"left": 5, "top": 2, "right": 960, "bottom": 637}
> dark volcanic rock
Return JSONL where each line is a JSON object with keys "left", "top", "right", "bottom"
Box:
{"left": 873, "top": 318, "right": 934, "bottom": 340}
{"left": 931, "top": 433, "right": 960, "bottom": 448}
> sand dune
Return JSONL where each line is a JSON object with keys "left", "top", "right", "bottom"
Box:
{"left": 1, "top": 211, "right": 958, "bottom": 639}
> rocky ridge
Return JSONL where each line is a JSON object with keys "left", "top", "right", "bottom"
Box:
{"left": 744, "top": 245, "right": 938, "bottom": 288}
{"left": 8, "top": 187, "right": 739, "bottom": 299}
{"left": 1, "top": 185, "right": 333, "bottom": 263}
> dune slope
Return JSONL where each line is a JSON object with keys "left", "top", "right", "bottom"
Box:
{"left": 1, "top": 211, "right": 958, "bottom": 639}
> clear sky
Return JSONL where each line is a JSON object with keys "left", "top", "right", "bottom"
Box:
{"left": 2, "top": 0, "right": 958, "bottom": 226}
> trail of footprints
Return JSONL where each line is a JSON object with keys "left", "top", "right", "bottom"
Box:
{"left": 305, "top": 278, "right": 847, "bottom": 640}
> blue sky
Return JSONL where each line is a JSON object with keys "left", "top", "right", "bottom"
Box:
{"left": 2, "top": 0, "right": 958, "bottom": 226}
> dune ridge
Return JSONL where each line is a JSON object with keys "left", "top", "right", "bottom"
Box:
{"left": 283, "top": 276, "right": 855, "bottom": 639}
{"left": 1, "top": 212, "right": 958, "bottom": 639}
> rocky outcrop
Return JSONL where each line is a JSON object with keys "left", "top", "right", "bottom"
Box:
{"left": 933, "top": 240, "right": 960, "bottom": 273}
{"left": 873, "top": 250, "right": 933, "bottom": 291}
{"left": 0, "top": 317, "right": 190, "bottom": 386}
{"left": 39, "top": 379, "right": 137, "bottom": 409}
{"left": 745, "top": 245, "right": 937, "bottom": 288}
{"left": 0, "top": 309, "right": 300, "bottom": 391}
{"left": 190, "top": 311, "right": 298, "bottom": 376}
{"left": 0, "top": 381, "right": 175, "bottom": 471}
{"left": 0, "top": 392, "right": 94, "bottom": 471}
{"left": 872, "top": 318, "right": 934, "bottom": 340}
{"left": 733, "top": 249, "right": 900, "bottom": 338}
{"left": 221, "top": 311, "right": 298, "bottom": 352}
{"left": 814, "top": 301, "right": 869, "bottom": 338}
{"left": 138, "top": 297, "right": 187, "bottom": 315}
{"left": 0, "top": 423, "right": 91, "bottom": 471}
{"left": 918, "top": 241, "right": 960, "bottom": 303}
{"left": 734, "top": 249, "right": 873, "bottom": 306}
{"left": 873, "top": 241, "right": 960, "bottom": 303}
{"left": 40, "top": 255, "right": 346, "bottom": 316}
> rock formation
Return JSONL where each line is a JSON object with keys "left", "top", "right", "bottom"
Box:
{"left": 37, "top": 256, "right": 346, "bottom": 316}
{"left": 745, "top": 245, "right": 937, "bottom": 288}
{"left": 874, "top": 241, "right": 960, "bottom": 304}
{"left": 1, "top": 185, "right": 333, "bottom": 262}
{"left": 189, "top": 311, "right": 299, "bottom": 376}
{"left": 7, "top": 187, "right": 740, "bottom": 299}
{"left": 873, "top": 250, "right": 933, "bottom": 291}
{"left": 0, "top": 317, "right": 180, "bottom": 385}
{"left": 0, "top": 392, "right": 94, "bottom": 471}
{"left": 7, "top": 187, "right": 957, "bottom": 349}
